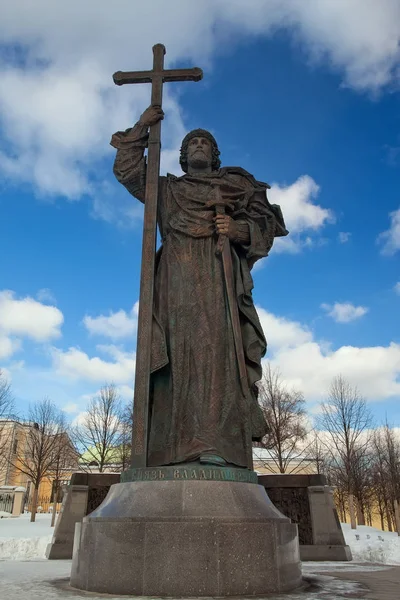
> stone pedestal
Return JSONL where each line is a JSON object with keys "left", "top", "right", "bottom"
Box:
{"left": 70, "top": 476, "right": 301, "bottom": 596}
{"left": 301, "top": 485, "right": 352, "bottom": 561}
{"left": 46, "top": 484, "right": 88, "bottom": 559}
{"left": 46, "top": 472, "right": 120, "bottom": 560}
{"left": 258, "top": 475, "right": 352, "bottom": 562}
{"left": 11, "top": 487, "right": 25, "bottom": 517}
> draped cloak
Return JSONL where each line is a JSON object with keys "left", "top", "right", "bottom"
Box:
{"left": 111, "top": 122, "right": 288, "bottom": 470}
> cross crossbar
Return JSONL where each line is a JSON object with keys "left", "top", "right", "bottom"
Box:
{"left": 113, "top": 67, "right": 203, "bottom": 86}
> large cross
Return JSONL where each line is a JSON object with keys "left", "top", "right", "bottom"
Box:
{"left": 113, "top": 44, "right": 203, "bottom": 468}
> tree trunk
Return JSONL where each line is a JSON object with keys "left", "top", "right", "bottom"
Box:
{"left": 278, "top": 454, "right": 284, "bottom": 474}
{"left": 356, "top": 500, "right": 365, "bottom": 526}
{"left": 30, "top": 486, "right": 39, "bottom": 523}
{"left": 367, "top": 503, "right": 373, "bottom": 526}
{"left": 51, "top": 480, "right": 59, "bottom": 527}
{"left": 337, "top": 504, "right": 343, "bottom": 523}
{"left": 51, "top": 501, "right": 57, "bottom": 527}
{"left": 340, "top": 497, "right": 346, "bottom": 523}
{"left": 380, "top": 511, "right": 385, "bottom": 531}
{"left": 348, "top": 493, "right": 357, "bottom": 529}
{"left": 394, "top": 499, "right": 400, "bottom": 536}
{"left": 386, "top": 505, "right": 393, "bottom": 531}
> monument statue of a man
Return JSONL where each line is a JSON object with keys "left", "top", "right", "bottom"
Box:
{"left": 111, "top": 105, "right": 288, "bottom": 471}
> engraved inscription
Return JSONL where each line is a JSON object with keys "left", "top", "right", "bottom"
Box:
{"left": 121, "top": 465, "right": 258, "bottom": 484}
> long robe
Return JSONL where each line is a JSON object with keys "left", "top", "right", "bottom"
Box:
{"left": 111, "top": 123, "right": 288, "bottom": 469}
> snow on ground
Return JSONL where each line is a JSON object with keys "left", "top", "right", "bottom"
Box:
{"left": 0, "top": 515, "right": 398, "bottom": 598}
{"left": 342, "top": 522, "right": 400, "bottom": 565}
{"left": 0, "top": 513, "right": 53, "bottom": 560}
{"left": 1, "top": 511, "right": 400, "bottom": 570}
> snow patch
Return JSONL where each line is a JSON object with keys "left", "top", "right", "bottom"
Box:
{"left": 0, "top": 535, "right": 51, "bottom": 560}
{"left": 342, "top": 522, "right": 400, "bottom": 565}
{"left": 0, "top": 513, "right": 53, "bottom": 560}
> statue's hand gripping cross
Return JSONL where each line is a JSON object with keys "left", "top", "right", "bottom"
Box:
{"left": 113, "top": 44, "right": 203, "bottom": 468}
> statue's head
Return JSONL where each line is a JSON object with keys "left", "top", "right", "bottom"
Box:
{"left": 179, "top": 129, "right": 221, "bottom": 173}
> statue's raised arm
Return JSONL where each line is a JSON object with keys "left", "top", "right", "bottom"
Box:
{"left": 110, "top": 105, "right": 164, "bottom": 203}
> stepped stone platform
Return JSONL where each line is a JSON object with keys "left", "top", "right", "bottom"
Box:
{"left": 70, "top": 468, "right": 302, "bottom": 597}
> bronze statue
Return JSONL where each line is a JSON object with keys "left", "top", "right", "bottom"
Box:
{"left": 111, "top": 104, "right": 288, "bottom": 471}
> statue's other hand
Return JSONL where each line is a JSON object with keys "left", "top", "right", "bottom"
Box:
{"left": 139, "top": 105, "right": 164, "bottom": 127}
{"left": 214, "top": 215, "right": 238, "bottom": 240}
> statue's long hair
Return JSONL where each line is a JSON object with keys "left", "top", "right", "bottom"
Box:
{"left": 179, "top": 129, "right": 221, "bottom": 173}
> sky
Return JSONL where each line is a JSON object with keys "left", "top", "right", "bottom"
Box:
{"left": 0, "top": 1, "right": 399, "bottom": 425}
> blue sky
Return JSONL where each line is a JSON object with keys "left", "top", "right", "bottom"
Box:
{"left": 0, "top": 1, "right": 399, "bottom": 425}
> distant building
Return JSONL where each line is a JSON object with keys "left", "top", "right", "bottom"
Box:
{"left": 252, "top": 446, "right": 318, "bottom": 475}
{"left": 0, "top": 417, "right": 79, "bottom": 509}
{"left": 0, "top": 417, "right": 33, "bottom": 489}
{"left": 78, "top": 445, "right": 129, "bottom": 473}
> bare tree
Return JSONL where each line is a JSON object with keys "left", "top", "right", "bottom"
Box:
{"left": 351, "top": 444, "right": 374, "bottom": 526}
{"left": 0, "top": 370, "right": 13, "bottom": 415}
{"left": 118, "top": 403, "right": 133, "bottom": 472}
{"left": 317, "top": 375, "right": 373, "bottom": 529}
{"left": 309, "top": 430, "right": 328, "bottom": 476}
{"left": 370, "top": 431, "right": 392, "bottom": 530}
{"left": 48, "top": 431, "right": 79, "bottom": 526}
{"left": 257, "top": 365, "right": 309, "bottom": 474}
{"left": 371, "top": 423, "right": 400, "bottom": 534}
{"left": 0, "top": 370, "right": 15, "bottom": 472}
{"left": 8, "top": 398, "right": 66, "bottom": 522}
{"left": 73, "top": 384, "right": 124, "bottom": 473}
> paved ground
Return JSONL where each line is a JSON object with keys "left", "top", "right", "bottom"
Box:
{"left": 0, "top": 559, "right": 399, "bottom": 599}
{"left": 317, "top": 565, "right": 400, "bottom": 600}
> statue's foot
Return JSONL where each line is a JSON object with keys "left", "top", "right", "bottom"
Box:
{"left": 199, "top": 452, "right": 227, "bottom": 466}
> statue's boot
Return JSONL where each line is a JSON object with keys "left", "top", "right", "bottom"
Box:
{"left": 199, "top": 452, "right": 227, "bottom": 466}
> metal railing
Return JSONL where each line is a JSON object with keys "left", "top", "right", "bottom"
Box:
{"left": 0, "top": 492, "right": 14, "bottom": 513}
{"left": 25, "top": 495, "right": 63, "bottom": 514}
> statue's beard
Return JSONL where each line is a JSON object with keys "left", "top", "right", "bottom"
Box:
{"left": 187, "top": 152, "right": 211, "bottom": 170}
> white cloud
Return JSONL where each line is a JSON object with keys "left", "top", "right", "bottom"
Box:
{"left": 0, "top": 335, "right": 21, "bottom": 360}
{"left": 79, "top": 383, "right": 134, "bottom": 404}
{"left": 51, "top": 344, "right": 135, "bottom": 384}
{"left": 71, "top": 408, "right": 123, "bottom": 434}
{"left": 0, "top": 4, "right": 211, "bottom": 205}
{"left": 83, "top": 302, "right": 139, "bottom": 340}
{"left": 62, "top": 403, "right": 79, "bottom": 414}
{"left": 217, "top": 0, "right": 400, "bottom": 92}
{"left": 71, "top": 411, "right": 88, "bottom": 428}
{"left": 269, "top": 176, "right": 334, "bottom": 253}
{"left": 4, "top": 292, "right": 400, "bottom": 410}
{"left": 395, "top": 282, "right": 400, "bottom": 295}
{"left": 257, "top": 307, "right": 313, "bottom": 351}
{"left": 258, "top": 307, "right": 400, "bottom": 401}
{"left": 321, "top": 302, "right": 369, "bottom": 323}
{"left": 49, "top": 300, "right": 397, "bottom": 405}
{"left": 338, "top": 231, "right": 351, "bottom": 243}
{"left": 36, "top": 288, "right": 56, "bottom": 304}
{"left": 0, "top": 1, "right": 399, "bottom": 209}
{"left": 378, "top": 207, "right": 400, "bottom": 256}
{"left": 0, "top": 290, "right": 63, "bottom": 360}
{"left": 118, "top": 384, "right": 134, "bottom": 401}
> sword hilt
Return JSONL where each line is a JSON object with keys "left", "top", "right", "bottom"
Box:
{"left": 215, "top": 204, "right": 227, "bottom": 256}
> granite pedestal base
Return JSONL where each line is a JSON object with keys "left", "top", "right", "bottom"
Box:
{"left": 259, "top": 475, "right": 352, "bottom": 562}
{"left": 70, "top": 479, "right": 301, "bottom": 597}
{"left": 46, "top": 472, "right": 120, "bottom": 560}
{"left": 301, "top": 544, "right": 353, "bottom": 561}
{"left": 46, "top": 484, "right": 88, "bottom": 559}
